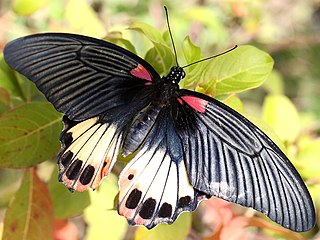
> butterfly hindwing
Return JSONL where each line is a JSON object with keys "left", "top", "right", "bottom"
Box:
{"left": 3, "top": 33, "right": 160, "bottom": 120}
{"left": 118, "top": 109, "right": 206, "bottom": 229}
{"left": 58, "top": 116, "right": 124, "bottom": 191}
{"left": 176, "top": 89, "right": 315, "bottom": 232}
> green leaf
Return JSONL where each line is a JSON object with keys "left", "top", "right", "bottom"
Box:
{"left": 0, "top": 169, "right": 24, "bottom": 208}
{"left": 180, "top": 36, "right": 204, "bottom": 89}
{"left": 182, "top": 36, "right": 203, "bottom": 65}
{"left": 135, "top": 212, "right": 192, "bottom": 240}
{"left": 12, "top": 0, "right": 50, "bottom": 16}
{"left": 129, "top": 22, "right": 165, "bottom": 45}
{"left": 262, "top": 94, "right": 300, "bottom": 142}
{"left": 103, "top": 32, "right": 137, "bottom": 54}
{"left": 0, "top": 54, "right": 25, "bottom": 99}
{"left": 144, "top": 47, "right": 169, "bottom": 74}
{"left": 84, "top": 174, "right": 127, "bottom": 240}
{"left": 65, "top": 0, "right": 105, "bottom": 37}
{"left": 0, "top": 88, "right": 11, "bottom": 114}
{"left": 308, "top": 184, "right": 320, "bottom": 206}
{"left": 0, "top": 68, "right": 16, "bottom": 97}
{"left": 0, "top": 103, "right": 62, "bottom": 168}
{"left": 0, "top": 88, "right": 10, "bottom": 107}
{"left": 297, "top": 138, "right": 320, "bottom": 179}
{"left": 3, "top": 168, "right": 54, "bottom": 240}
{"left": 223, "top": 95, "right": 244, "bottom": 114}
{"left": 48, "top": 168, "right": 90, "bottom": 219}
{"left": 129, "top": 22, "right": 175, "bottom": 75}
{"left": 197, "top": 45, "right": 274, "bottom": 96}
{"left": 262, "top": 70, "right": 284, "bottom": 95}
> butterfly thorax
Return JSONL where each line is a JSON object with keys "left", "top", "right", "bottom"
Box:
{"left": 122, "top": 67, "right": 186, "bottom": 156}
{"left": 154, "top": 66, "right": 186, "bottom": 105}
{"left": 163, "top": 66, "right": 186, "bottom": 85}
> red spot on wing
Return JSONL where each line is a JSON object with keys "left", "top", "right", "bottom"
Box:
{"left": 130, "top": 64, "right": 152, "bottom": 82}
{"left": 180, "top": 96, "right": 208, "bottom": 113}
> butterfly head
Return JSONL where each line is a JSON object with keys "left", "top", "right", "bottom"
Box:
{"left": 165, "top": 66, "right": 186, "bottom": 84}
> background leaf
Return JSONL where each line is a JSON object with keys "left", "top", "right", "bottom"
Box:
{"left": 297, "top": 138, "right": 320, "bottom": 179}
{"left": 129, "top": 22, "right": 175, "bottom": 75}
{"left": 262, "top": 94, "right": 301, "bottom": 143}
{"left": 135, "top": 212, "right": 192, "bottom": 240}
{"left": 180, "top": 36, "right": 204, "bottom": 89}
{"left": 0, "top": 103, "right": 62, "bottom": 168}
{"left": 48, "top": 169, "right": 90, "bottom": 219}
{"left": 12, "top": 0, "right": 50, "bottom": 16}
{"left": 65, "top": 0, "right": 106, "bottom": 37}
{"left": 84, "top": 174, "right": 127, "bottom": 240}
{"left": 198, "top": 45, "right": 274, "bottom": 96}
{"left": 103, "top": 32, "right": 137, "bottom": 54}
{"left": 2, "top": 168, "right": 54, "bottom": 240}
{"left": 0, "top": 54, "right": 25, "bottom": 99}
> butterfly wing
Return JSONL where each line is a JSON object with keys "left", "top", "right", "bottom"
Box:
{"left": 118, "top": 106, "right": 207, "bottom": 229}
{"left": 176, "top": 89, "right": 315, "bottom": 232}
{"left": 4, "top": 33, "right": 159, "bottom": 191}
{"left": 3, "top": 33, "right": 159, "bottom": 120}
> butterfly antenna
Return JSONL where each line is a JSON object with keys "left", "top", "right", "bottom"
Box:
{"left": 164, "top": 6, "right": 179, "bottom": 66}
{"left": 182, "top": 45, "right": 238, "bottom": 69}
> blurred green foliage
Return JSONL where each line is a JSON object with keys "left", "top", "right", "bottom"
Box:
{"left": 0, "top": 0, "right": 319, "bottom": 239}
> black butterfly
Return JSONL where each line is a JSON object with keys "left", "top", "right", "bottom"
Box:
{"left": 3, "top": 30, "right": 315, "bottom": 231}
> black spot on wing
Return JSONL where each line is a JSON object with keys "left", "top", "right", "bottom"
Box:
{"left": 79, "top": 165, "right": 95, "bottom": 185}
{"left": 62, "top": 132, "right": 73, "bottom": 148}
{"left": 178, "top": 196, "right": 192, "bottom": 208}
{"left": 158, "top": 203, "right": 172, "bottom": 218}
{"left": 126, "top": 189, "right": 142, "bottom": 209}
{"left": 139, "top": 198, "right": 156, "bottom": 219}
{"left": 128, "top": 174, "right": 134, "bottom": 180}
{"left": 60, "top": 151, "right": 73, "bottom": 167}
{"left": 66, "top": 159, "right": 82, "bottom": 180}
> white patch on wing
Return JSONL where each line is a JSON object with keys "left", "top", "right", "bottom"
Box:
{"left": 118, "top": 147, "right": 167, "bottom": 222}
{"left": 67, "top": 117, "right": 98, "bottom": 140}
{"left": 58, "top": 117, "right": 122, "bottom": 191}
{"left": 66, "top": 124, "right": 103, "bottom": 161}
{"left": 118, "top": 145, "right": 205, "bottom": 229}
{"left": 208, "top": 181, "right": 244, "bottom": 201}
{"left": 178, "top": 160, "right": 195, "bottom": 199}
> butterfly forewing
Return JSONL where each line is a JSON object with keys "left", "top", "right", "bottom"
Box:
{"left": 176, "top": 89, "right": 315, "bottom": 232}
{"left": 4, "top": 33, "right": 159, "bottom": 120}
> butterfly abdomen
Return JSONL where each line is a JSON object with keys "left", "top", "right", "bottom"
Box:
{"left": 122, "top": 106, "right": 161, "bottom": 157}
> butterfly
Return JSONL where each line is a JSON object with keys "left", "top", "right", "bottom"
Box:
{"left": 3, "top": 27, "right": 315, "bottom": 231}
